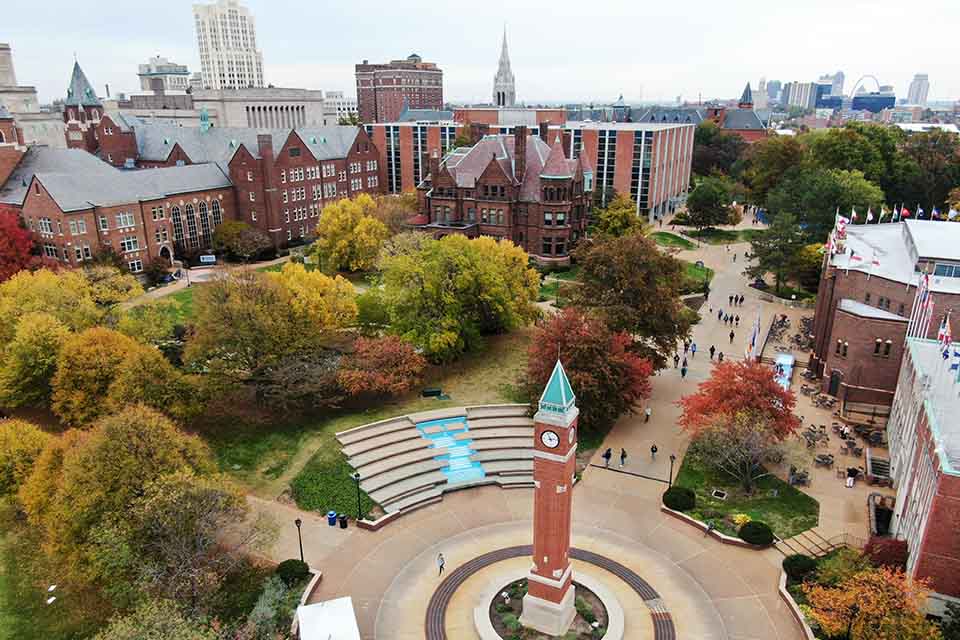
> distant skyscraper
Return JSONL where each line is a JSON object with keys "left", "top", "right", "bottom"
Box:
{"left": 355, "top": 54, "right": 443, "bottom": 123}
{"left": 193, "top": 0, "right": 264, "bottom": 90}
{"left": 138, "top": 56, "right": 191, "bottom": 92}
{"left": 832, "top": 71, "right": 845, "bottom": 97}
{"left": 766, "top": 80, "right": 782, "bottom": 103}
{"left": 907, "top": 74, "right": 930, "bottom": 106}
{"left": 755, "top": 77, "right": 769, "bottom": 109}
{"left": 492, "top": 27, "right": 516, "bottom": 107}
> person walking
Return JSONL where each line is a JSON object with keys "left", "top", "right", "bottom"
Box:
{"left": 691, "top": 342, "right": 697, "bottom": 358}
{"left": 602, "top": 447, "right": 612, "bottom": 468}
{"left": 683, "top": 340, "right": 689, "bottom": 355}
{"left": 709, "top": 345, "right": 716, "bottom": 360}
{"left": 681, "top": 365, "right": 688, "bottom": 379}
{"left": 650, "top": 443, "right": 658, "bottom": 460}
{"left": 717, "top": 309, "right": 723, "bottom": 321}
{"left": 735, "top": 315, "right": 740, "bottom": 326}
{"left": 728, "top": 294, "right": 734, "bottom": 306}
{"left": 673, "top": 353, "right": 680, "bottom": 368}
{"left": 437, "top": 553, "right": 446, "bottom": 576}
{"left": 682, "top": 356, "right": 688, "bottom": 369}
{"left": 733, "top": 253, "right": 737, "bottom": 263}
{"left": 620, "top": 448, "right": 628, "bottom": 468}
{"left": 718, "top": 351, "right": 724, "bottom": 362}
{"left": 738, "top": 294, "right": 744, "bottom": 306}
{"left": 645, "top": 406, "right": 652, "bottom": 423}
{"left": 729, "top": 329, "right": 735, "bottom": 344}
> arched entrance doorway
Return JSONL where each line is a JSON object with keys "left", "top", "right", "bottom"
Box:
{"left": 159, "top": 245, "right": 173, "bottom": 266}
{"left": 828, "top": 370, "right": 842, "bottom": 396}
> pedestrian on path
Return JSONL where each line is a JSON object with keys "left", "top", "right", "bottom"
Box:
{"left": 729, "top": 329, "right": 735, "bottom": 344}
{"left": 718, "top": 352, "right": 724, "bottom": 362}
{"left": 650, "top": 443, "right": 658, "bottom": 460}
{"left": 728, "top": 294, "right": 733, "bottom": 306}
{"left": 691, "top": 342, "right": 697, "bottom": 358}
{"left": 682, "top": 357, "right": 688, "bottom": 369}
{"left": 733, "top": 253, "right": 737, "bottom": 263}
{"left": 437, "top": 553, "right": 445, "bottom": 576}
{"left": 645, "top": 406, "right": 652, "bottom": 423}
{"left": 602, "top": 448, "right": 612, "bottom": 468}
{"left": 709, "top": 345, "right": 716, "bottom": 360}
{"left": 683, "top": 340, "right": 689, "bottom": 355}
{"left": 673, "top": 353, "right": 680, "bottom": 368}
{"left": 738, "top": 294, "right": 744, "bottom": 306}
{"left": 681, "top": 365, "right": 688, "bottom": 379}
{"left": 620, "top": 448, "right": 628, "bottom": 468}
{"left": 735, "top": 315, "right": 740, "bottom": 326}
{"left": 717, "top": 309, "right": 723, "bottom": 321}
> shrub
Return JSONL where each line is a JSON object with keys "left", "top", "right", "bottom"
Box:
{"left": 738, "top": 521, "right": 774, "bottom": 546}
{"left": 863, "top": 537, "right": 908, "bottom": 571}
{"left": 575, "top": 595, "right": 597, "bottom": 624}
{"left": 732, "top": 513, "right": 752, "bottom": 527}
{"left": 662, "top": 486, "right": 696, "bottom": 511}
{"left": 275, "top": 559, "right": 310, "bottom": 586}
{"left": 501, "top": 613, "right": 521, "bottom": 632}
{"left": 782, "top": 554, "right": 817, "bottom": 582}
{"left": 816, "top": 548, "right": 870, "bottom": 586}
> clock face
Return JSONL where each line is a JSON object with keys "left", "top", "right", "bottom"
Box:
{"left": 540, "top": 430, "right": 560, "bottom": 449}
{"left": 568, "top": 427, "right": 576, "bottom": 444}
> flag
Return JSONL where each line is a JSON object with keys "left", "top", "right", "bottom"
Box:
{"left": 851, "top": 207, "right": 858, "bottom": 221}
{"left": 932, "top": 207, "right": 942, "bottom": 220}
{"left": 949, "top": 208, "right": 959, "bottom": 220}
{"left": 871, "top": 251, "right": 880, "bottom": 266}
{"left": 837, "top": 215, "right": 850, "bottom": 227}
{"left": 938, "top": 313, "right": 952, "bottom": 348}
{"left": 879, "top": 206, "right": 888, "bottom": 222}
{"left": 902, "top": 206, "right": 911, "bottom": 218}
{"left": 918, "top": 205, "right": 925, "bottom": 219}
{"left": 867, "top": 208, "right": 874, "bottom": 222}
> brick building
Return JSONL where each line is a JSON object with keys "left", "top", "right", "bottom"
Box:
{"left": 355, "top": 54, "right": 443, "bottom": 123}
{"left": 367, "top": 119, "right": 694, "bottom": 221}
{"left": 810, "top": 221, "right": 960, "bottom": 405}
{"left": 413, "top": 125, "right": 593, "bottom": 266}
{"left": 886, "top": 338, "right": 960, "bottom": 616}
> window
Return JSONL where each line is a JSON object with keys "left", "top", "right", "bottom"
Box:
{"left": 119, "top": 236, "right": 139, "bottom": 252}
{"left": 864, "top": 292, "right": 871, "bottom": 303}
{"left": 323, "top": 183, "right": 337, "bottom": 198}
{"left": 323, "top": 164, "right": 336, "bottom": 178}
{"left": 366, "top": 160, "right": 378, "bottom": 171}
{"left": 43, "top": 243, "right": 57, "bottom": 257}
{"left": 155, "top": 229, "right": 168, "bottom": 244}
{"left": 38, "top": 218, "right": 53, "bottom": 234}
{"left": 249, "top": 191, "right": 256, "bottom": 202}
{"left": 555, "top": 238, "right": 566, "bottom": 255}
{"left": 467, "top": 208, "right": 476, "bottom": 222}
{"left": 281, "top": 171, "right": 286, "bottom": 184}
{"left": 338, "top": 171, "right": 346, "bottom": 182}
{"left": 884, "top": 340, "right": 892, "bottom": 357}
{"left": 481, "top": 209, "right": 489, "bottom": 223}
{"left": 842, "top": 341, "right": 848, "bottom": 358}
{"left": 128, "top": 260, "right": 143, "bottom": 273}
{"left": 287, "top": 229, "right": 292, "bottom": 241}
{"left": 198, "top": 201, "right": 211, "bottom": 243}
{"left": 68, "top": 220, "right": 78, "bottom": 235}
{"left": 556, "top": 211, "right": 566, "bottom": 226}
{"left": 289, "top": 147, "right": 301, "bottom": 158}
{"left": 283, "top": 190, "right": 289, "bottom": 204}
{"left": 351, "top": 178, "right": 362, "bottom": 191}
{"left": 367, "top": 175, "right": 378, "bottom": 188}
{"left": 835, "top": 339, "right": 842, "bottom": 356}
{"left": 171, "top": 206, "right": 184, "bottom": 244}
{"left": 544, "top": 212, "right": 554, "bottom": 226}
{"left": 898, "top": 303, "right": 905, "bottom": 315}
{"left": 82, "top": 245, "right": 92, "bottom": 260}
{"left": 74, "top": 246, "right": 83, "bottom": 261}
{"left": 151, "top": 206, "right": 165, "bottom": 221}
{"left": 874, "top": 338, "right": 882, "bottom": 355}
{"left": 115, "top": 211, "right": 135, "bottom": 228}
{"left": 211, "top": 200, "right": 223, "bottom": 226}
{"left": 251, "top": 210, "right": 257, "bottom": 222}
{"left": 284, "top": 209, "right": 290, "bottom": 223}
{"left": 247, "top": 170, "right": 254, "bottom": 182}
{"left": 497, "top": 210, "right": 504, "bottom": 225}
{"left": 542, "top": 237, "right": 553, "bottom": 255}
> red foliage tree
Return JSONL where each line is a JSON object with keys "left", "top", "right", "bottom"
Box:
{"left": 677, "top": 360, "right": 800, "bottom": 440}
{"left": 0, "top": 212, "right": 35, "bottom": 282}
{"left": 337, "top": 335, "right": 427, "bottom": 397}
{"left": 864, "top": 537, "right": 909, "bottom": 571}
{"left": 526, "top": 308, "right": 653, "bottom": 435}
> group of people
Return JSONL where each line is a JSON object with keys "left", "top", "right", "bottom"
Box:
{"left": 601, "top": 444, "right": 659, "bottom": 468}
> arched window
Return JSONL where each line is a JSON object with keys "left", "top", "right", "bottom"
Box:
{"left": 874, "top": 338, "right": 882, "bottom": 355}
{"left": 170, "top": 206, "right": 184, "bottom": 245}
{"left": 184, "top": 203, "right": 199, "bottom": 249}
{"left": 211, "top": 200, "right": 223, "bottom": 226}
{"left": 198, "top": 201, "right": 211, "bottom": 245}
{"left": 835, "top": 339, "right": 842, "bottom": 356}
{"left": 842, "top": 341, "right": 849, "bottom": 358}
{"left": 884, "top": 340, "right": 892, "bottom": 357}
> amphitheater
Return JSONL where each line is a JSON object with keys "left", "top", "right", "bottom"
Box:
{"left": 336, "top": 404, "right": 536, "bottom": 519}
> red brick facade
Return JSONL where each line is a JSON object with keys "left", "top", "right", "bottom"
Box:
{"left": 355, "top": 55, "right": 443, "bottom": 123}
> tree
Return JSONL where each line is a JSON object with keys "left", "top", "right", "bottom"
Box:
{"left": 105, "top": 346, "right": 203, "bottom": 421}
{"left": 0, "top": 269, "right": 100, "bottom": 345}
{"left": 803, "top": 566, "right": 942, "bottom": 640}
{"left": 0, "top": 419, "right": 50, "bottom": 495}
{"left": 692, "top": 120, "right": 746, "bottom": 177}
{"left": 51, "top": 327, "right": 146, "bottom": 426}
{"left": 744, "top": 212, "right": 806, "bottom": 294}
{"left": 337, "top": 113, "right": 361, "bottom": 126}
{"left": 380, "top": 235, "right": 540, "bottom": 362}
{"left": 254, "top": 349, "right": 344, "bottom": 410}
{"left": 0, "top": 312, "right": 70, "bottom": 407}
{"left": 739, "top": 135, "right": 805, "bottom": 205}
{"left": 91, "top": 471, "right": 274, "bottom": 614}
{"left": 901, "top": 129, "right": 960, "bottom": 210}
{"left": 692, "top": 411, "right": 793, "bottom": 493}
{"left": 678, "top": 360, "right": 801, "bottom": 439}
{"left": 371, "top": 193, "right": 418, "bottom": 234}
{"left": 570, "top": 233, "right": 691, "bottom": 369}
{"left": 377, "top": 230, "right": 433, "bottom": 265}
{"left": 686, "top": 176, "right": 733, "bottom": 233}
{"left": 267, "top": 262, "right": 358, "bottom": 330}
{"left": 21, "top": 406, "right": 214, "bottom": 587}
{"left": 117, "top": 300, "right": 181, "bottom": 346}
{"left": 338, "top": 335, "right": 427, "bottom": 397}
{"left": 525, "top": 308, "right": 653, "bottom": 435}
{"left": 314, "top": 193, "right": 389, "bottom": 272}
{"left": 0, "top": 211, "right": 35, "bottom": 282}
{"left": 594, "top": 194, "right": 644, "bottom": 237}
{"left": 211, "top": 220, "right": 272, "bottom": 262}
{"left": 82, "top": 265, "right": 143, "bottom": 309}
{"left": 793, "top": 243, "right": 825, "bottom": 292}
{"left": 93, "top": 599, "right": 218, "bottom": 640}
{"left": 941, "top": 602, "right": 960, "bottom": 640}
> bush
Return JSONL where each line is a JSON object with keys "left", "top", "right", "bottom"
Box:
{"left": 275, "top": 559, "right": 310, "bottom": 586}
{"left": 815, "top": 548, "right": 870, "bottom": 586}
{"left": 500, "top": 613, "right": 521, "bottom": 632}
{"left": 782, "top": 554, "right": 817, "bottom": 582}
{"left": 738, "top": 521, "right": 774, "bottom": 546}
{"left": 575, "top": 595, "right": 597, "bottom": 624}
{"left": 863, "top": 537, "right": 908, "bottom": 571}
{"left": 662, "top": 486, "right": 696, "bottom": 511}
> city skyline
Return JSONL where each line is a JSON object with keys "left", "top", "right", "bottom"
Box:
{"left": 5, "top": 0, "right": 958, "bottom": 105}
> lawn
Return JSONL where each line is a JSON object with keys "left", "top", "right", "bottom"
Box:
{"left": 680, "top": 260, "right": 714, "bottom": 295}
{"left": 651, "top": 232, "right": 696, "bottom": 250}
{"left": 674, "top": 452, "right": 819, "bottom": 539}
{"left": 688, "top": 228, "right": 767, "bottom": 245}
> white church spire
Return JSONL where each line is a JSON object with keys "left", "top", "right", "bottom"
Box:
{"left": 493, "top": 25, "right": 516, "bottom": 107}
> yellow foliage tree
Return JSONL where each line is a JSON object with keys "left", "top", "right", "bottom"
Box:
{"left": 0, "top": 269, "right": 100, "bottom": 345}
{"left": 0, "top": 312, "right": 70, "bottom": 408}
{"left": 0, "top": 419, "right": 51, "bottom": 495}
{"left": 314, "top": 193, "right": 389, "bottom": 272}
{"left": 268, "top": 262, "right": 357, "bottom": 329}
{"left": 106, "top": 346, "right": 203, "bottom": 422}
{"left": 82, "top": 266, "right": 143, "bottom": 309}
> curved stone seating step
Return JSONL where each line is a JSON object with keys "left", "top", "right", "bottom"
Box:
{"left": 495, "top": 473, "right": 535, "bottom": 486}
{"left": 357, "top": 449, "right": 448, "bottom": 483}
{"left": 474, "top": 448, "right": 535, "bottom": 464}
{"left": 360, "top": 459, "right": 447, "bottom": 493}
{"left": 348, "top": 436, "right": 432, "bottom": 468}
{"left": 341, "top": 427, "right": 424, "bottom": 457}
{"left": 465, "top": 416, "right": 534, "bottom": 431}
{"left": 470, "top": 438, "right": 535, "bottom": 452}
{"left": 386, "top": 486, "right": 445, "bottom": 514}
{"left": 371, "top": 470, "right": 448, "bottom": 507}
{"left": 465, "top": 404, "right": 531, "bottom": 419}
{"left": 336, "top": 416, "right": 416, "bottom": 447}
{"left": 483, "top": 459, "right": 534, "bottom": 476}
{"left": 454, "top": 427, "right": 533, "bottom": 442}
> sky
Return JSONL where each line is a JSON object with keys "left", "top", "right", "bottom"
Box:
{"left": 6, "top": 0, "right": 960, "bottom": 106}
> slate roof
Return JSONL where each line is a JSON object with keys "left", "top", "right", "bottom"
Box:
{"left": 64, "top": 61, "right": 102, "bottom": 108}
{"left": 636, "top": 108, "right": 706, "bottom": 124}
{"left": 0, "top": 147, "right": 116, "bottom": 206}
{"left": 541, "top": 137, "right": 573, "bottom": 178}
{"left": 34, "top": 163, "right": 232, "bottom": 212}
{"left": 398, "top": 105, "right": 455, "bottom": 122}
{"left": 740, "top": 83, "right": 753, "bottom": 105}
{"left": 722, "top": 109, "right": 765, "bottom": 130}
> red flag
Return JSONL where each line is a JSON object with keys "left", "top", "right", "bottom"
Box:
{"left": 902, "top": 207, "right": 911, "bottom": 218}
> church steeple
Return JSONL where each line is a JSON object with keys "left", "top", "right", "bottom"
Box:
{"left": 493, "top": 26, "right": 516, "bottom": 107}
{"left": 738, "top": 82, "right": 754, "bottom": 110}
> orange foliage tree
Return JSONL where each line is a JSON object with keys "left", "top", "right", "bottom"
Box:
{"left": 337, "top": 335, "right": 427, "bottom": 397}
{"left": 677, "top": 360, "right": 801, "bottom": 440}
{"left": 802, "top": 565, "right": 942, "bottom": 640}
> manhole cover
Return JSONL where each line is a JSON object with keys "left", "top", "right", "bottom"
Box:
{"left": 711, "top": 489, "right": 728, "bottom": 500}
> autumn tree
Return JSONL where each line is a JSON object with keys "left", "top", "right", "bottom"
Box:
{"left": 212, "top": 220, "right": 273, "bottom": 262}
{"left": 692, "top": 120, "right": 746, "bottom": 177}
{"left": 21, "top": 406, "right": 214, "bottom": 587}
{"left": 117, "top": 300, "right": 181, "bottom": 346}
{"left": 571, "top": 233, "right": 691, "bottom": 369}
{"left": 744, "top": 212, "right": 806, "bottom": 294}
{"left": 314, "top": 193, "right": 390, "bottom": 272}
{"left": 739, "top": 135, "right": 805, "bottom": 206}
{"left": 380, "top": 234, "right": 539, "bottom": 362}
{"left": 338, "top": 335, "right": 427, "bottom": 397}
{"left": 686, "top": 176, "right": 733, "bottom": 233}
{"left": 105, "top": 346, "right": 204, "bottom": 421}
{"left": 0, "top": 312, "right": 70, "bottom": 407}
{"left": 0, "top": 211, "right": 35, "bottom": 282}
{"left": 267, "top": 262, "right": 357, "bottom": 329}
{"left": 371, "top": 193, "right": 418, "bottom": 234}
{"left": 678, "top": 360, "right": 801, "bottom": 439}
{"left": 254, "top": 349, "right": 344, "bottom": 410}
{"left": 93, "top": 599, "right": 218, "bottom": 640}
{"left": 803, "top": 566, "right": 942, "bottom": 640}
{"left": 525, "top": 308, "right": 653, "bottom": 435}
{"left": 900, "top": 128, "right": 960, "bottom": 210}
{"left": 0, "top": 269, "right": 100, "bottom": 345}
{"left": 0, "top": 419, "right": 50, "bottom": 495}
{"left": 594, "top": 194, "right": 644, "bottom": 237}
{"left": 793, "top": 243, "right": 825, "bottom": 292}
{"left": 82, "top": 265, "right": 143, "bottom": 309}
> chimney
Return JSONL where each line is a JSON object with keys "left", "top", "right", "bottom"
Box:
{"left": 105, "top": 83, "right": 110, "bottom": 98}
{"left": 469, "top": 122, "right": 489, "bottom": 144}
{"left": 428, "top": 149, "right": 440, "bottom": 183}
{"left": 257, "top": 133, "right": 274, "bottom": 162}
{"left": 513, "top": 125, "right": 527, "bottom": 181}
{"left": 538, "top": 121, "right": 550, "bottom": 143}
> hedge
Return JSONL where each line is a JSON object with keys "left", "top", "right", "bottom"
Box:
{"left": 662, "top": 486, "right": 696, "bottom": 511}
{"left": 276, "top": 559, "right": 310, "bottom": 586}
{"left": 782, "top": 554, "right": 817, "bottom": 582}
{"left": 738, "top": 521, "right": 774, "bottom": 546}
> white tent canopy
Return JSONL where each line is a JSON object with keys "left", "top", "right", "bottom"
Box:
{"left": 297, "top": 597, "right": 362, "bottom": 640}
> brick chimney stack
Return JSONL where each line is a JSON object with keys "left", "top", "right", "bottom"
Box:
{"left": 513, "top": 125, "right": 527, "bottom": 182}
{"left": 538, "top": 121, "right": 550, "bottom": 143}
{"left": 429, "top": 149, "right": 440, "bottom": 182}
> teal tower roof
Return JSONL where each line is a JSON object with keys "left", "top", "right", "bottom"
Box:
{"left": 65, "top": 61, "right": 102, "bottom": 108}
{"left": 538, "top": 360, "right": 576, "bottom": 415}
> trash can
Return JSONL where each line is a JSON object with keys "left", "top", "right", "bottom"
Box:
{"left": 338, "top": 514, "right": 348, "bottom": 529}
{"left": 327, "top": 511, "right": 338, "bottom": 526}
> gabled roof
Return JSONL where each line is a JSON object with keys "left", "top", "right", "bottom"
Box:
{"left": 740, "top": 82, "right": 753, "bottom": 105}
{"left": 0, "top": 147, "right": 116, "bottom": 206}
{"left": 636, "top": 108, "right": 706, "bottom": 125}
{"left": 541, "top": 137, "right": 572, "bottom": 178}
{"left": 64, "top": 61, "right": 102, "bottom": 108}
{"left": 722, "top": 110, "right": 765, "bottom": 131}
{"left": 539, "top": 360, "right": 576, "bottom": 414}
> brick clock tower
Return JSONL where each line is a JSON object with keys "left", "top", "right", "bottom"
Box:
{"left": 520, "top": 360, "right": 579, "bottom": 636}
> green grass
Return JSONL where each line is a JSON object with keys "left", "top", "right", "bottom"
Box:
{"left": 688, "top": 228, "right": 767, "bottom": 245}
{"left": 674, "top": 453, "right": 819, "bottom": 539}
{"left": 651, "top": 232, "right": 696, "bottom": 250}
{"left": 679, "top": 260, "right": 714, "bottom": 295}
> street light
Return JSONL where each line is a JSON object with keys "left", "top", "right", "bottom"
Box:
{"left": 354, "top": 472, "right": 362, "bottom": 521}
{"left": 669, "top": 454, "right": 677, "bottom": 487}
{"left": 294, "top": 518, "right": 304, "bottom": 564}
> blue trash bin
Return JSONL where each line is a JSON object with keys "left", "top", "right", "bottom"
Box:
{"left": 327, "top": 510, "right": 337, "bottom": 526}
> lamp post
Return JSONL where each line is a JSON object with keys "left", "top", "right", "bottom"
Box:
{"left": 668, "top": 454, "right": 677, "bottom": 487}
{"left": 294, "top": 518, "right": 304, "bottom": 564}
{"left": 354, "top": 472, "right": 362, "bottom": 521}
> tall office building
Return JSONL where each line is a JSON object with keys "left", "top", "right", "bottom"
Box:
{"left": 193, "top": 0, "right": 264, "bottom": 90}
{"left": 355, "top": 54, "right": 443, "bottom": 123}
{"left": 831, "top": 71, "right": 845, "bottom": 97}
{"left": 907, "top": 74, "right": 930, "bottom": 106}
{"left": 766, "top": 80, "right": 782, "bottom": 103}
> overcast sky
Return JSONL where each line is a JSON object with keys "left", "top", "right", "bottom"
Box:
{"left": 6, "top": 0, "right": 959, "bottom": 105}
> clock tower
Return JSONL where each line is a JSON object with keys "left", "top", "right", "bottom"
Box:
{"left": 520, "top": 360, "right": 579, "bottom": 636}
